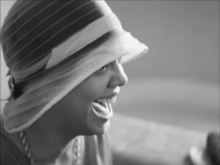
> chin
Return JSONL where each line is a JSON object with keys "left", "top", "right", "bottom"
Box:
{"left": 87, "top": 120, "right": 111, "bottom": 135}
{"left": 86, "top": 104, "right": 113, "bottom": 135}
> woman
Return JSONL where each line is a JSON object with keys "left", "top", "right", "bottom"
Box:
{"left": 0, "top": 0, "right": 148, "bottom": 165}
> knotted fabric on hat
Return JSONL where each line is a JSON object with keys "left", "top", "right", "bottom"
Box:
{"left": 0, "top": 0, "right": 148, "bottom": 133}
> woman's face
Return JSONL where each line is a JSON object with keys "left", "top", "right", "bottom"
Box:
{"left": 56, "top": 58, "right": 128, "bottom": 135}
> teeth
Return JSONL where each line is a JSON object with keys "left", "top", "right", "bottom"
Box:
{"left": 96, "top": 96, "right": 117, "bottom": 104}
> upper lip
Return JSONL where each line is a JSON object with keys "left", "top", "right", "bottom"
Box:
{"left": 96, "top": 94, "right": 118, "bottom": 100}
{"left": 95, "top": 87, "right": 120, "bottom": 100}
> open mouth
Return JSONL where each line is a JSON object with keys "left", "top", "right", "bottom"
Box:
{"left": 92, "top": 95, "right": 116, "bottom": 118}
{"left": 95, "top": 95, "right": 117, "bottom": 105}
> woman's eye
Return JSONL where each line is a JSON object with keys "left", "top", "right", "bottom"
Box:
{"left": 96, "top": 65, "right": 108, "bottom": 74}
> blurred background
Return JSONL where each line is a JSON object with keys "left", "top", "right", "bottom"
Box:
{"left": 1, "top": 1, "right": 219, "bottom": 133}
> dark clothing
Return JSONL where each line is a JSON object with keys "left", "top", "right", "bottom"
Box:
{"left": 1, "top": 132, "right": 112, "bottom": 165}
{"left": 1, "top": 133, "right": 29, "bottom": 165}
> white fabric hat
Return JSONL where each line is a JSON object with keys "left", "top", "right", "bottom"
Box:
{"left": 1, "top": 0, "right": 148, "bottom": 133}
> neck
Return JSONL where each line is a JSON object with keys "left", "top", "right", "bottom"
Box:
{"left": 22, "top": 119, "right": 80, "bottom": 164}
{"left": 23, "top": 103, "right": 90, "bottom": 164}
{"left": 1, "top": 103, "right": 89, "bottom": 164}
{"left": 1, "top": 117, "right": 81, "bottom": 165}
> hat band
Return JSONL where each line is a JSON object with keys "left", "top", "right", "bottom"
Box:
{"left": 11, "top": 13, "right": 121, "bottom": 82}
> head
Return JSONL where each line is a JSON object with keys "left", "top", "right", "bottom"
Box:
{"left": 0, "top": 0, "right": 148, "bottom": 134}
{"left": 48, "top": 57, "right": 127, "bottom": 135}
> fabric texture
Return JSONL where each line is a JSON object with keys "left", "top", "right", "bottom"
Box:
{"left": 0, "top": 132, "right": 112, "bottom": 165}
{"left": 0, "top": 132, "right": 29, "bottom": 165}
{"left": 1, "top": 0, "right": 148, "bottom": 133}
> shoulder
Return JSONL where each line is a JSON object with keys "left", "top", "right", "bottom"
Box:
{"left": 0, "top": 132, "right": 29, "bottom": 165}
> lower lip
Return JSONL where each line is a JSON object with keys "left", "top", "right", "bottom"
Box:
{"left": 92, "top": 102, "right": 113, "bottom": 120}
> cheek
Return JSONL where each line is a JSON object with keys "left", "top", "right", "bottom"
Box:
{"left": 81, "top": 81, "right": 108, "bottom": 101}
{"left": 59, "top": 88, "right": 91, "bottom": 117}
{"left": 85, "top": 87, "right": 104, "bottom": 101}
{"left": 69, "top": 74, "right": 110, "bottom": 112}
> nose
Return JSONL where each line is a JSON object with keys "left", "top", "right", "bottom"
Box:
{"left": 108, "top": 63, "right": 128, "bottom": 88}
